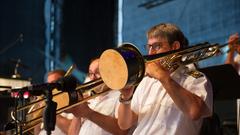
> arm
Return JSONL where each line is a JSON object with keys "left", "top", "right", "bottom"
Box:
{"left": 34, "top": 123, "right": 41, "bottom": 135}
{"left": 68, "top": 117, "right": 82, "bottom": 135}
{"left": 161, "top": 76, "right": 209, "bottom": 120}
{"left": 225, "top": 44, "right": 235, "bottom": 65}
{"left": 85, "top": 109, "right": 128, "bottom": 135}
{"left": 146, "top": 62, "right": 210, "bottom": 120}
{"left": 117, "top": 87, "right": 138, "bottom": 130}
{"left": 225, "top": 33, "right": 239, "bottom": 66}
{"left": 33, "top": 116, "right": 72, "bottom": 135}
{"left": 55, "top": 115, "right": 72, "bottom": 134}
{"left": 70, "top": 102, "right": 128, "bottom": 135}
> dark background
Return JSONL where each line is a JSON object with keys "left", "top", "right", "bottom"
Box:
{"left": 0, "top": 0, "right": 116, "bottom": 83}
{"left": 0, "top": 0, "right": 45, "bottom": 83}
{"left": 62, "top": 0, "right": 116, "bottom": 73}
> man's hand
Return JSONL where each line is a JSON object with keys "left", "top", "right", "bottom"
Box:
{"left": 120, "top": 86, "right": 135, "bottom": 100}
{"left": 145, "top": 61, "right": 171, "bottom": 83}
{"left": 228, "top": 33, "right": 239, "bottom": 51}
{"left": 66, "top": 102, "right": 92, "bottom": 118}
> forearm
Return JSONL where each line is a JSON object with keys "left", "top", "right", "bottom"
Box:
{"left": 225, "top": 51, "right": 240, "bottom": 71}
{"left": 118, "top": 103, "right": 137, "bottom": 130}
{"left": 86, "top": 110, "right": 128, "bottom": 135}
{"left": 225, "top": 50, "right": 235, "bottom": 64}
{"left": 68, "top": 117, "right": 82, "bottom": 135}
{"left": 56, "top": 115, "right": 72, "bottom": 134}
{"left": 161, "top": 77, "right": 207, "bottom": 120}
{"left": 34, "top": 124, "right": 41, "bottom": 135}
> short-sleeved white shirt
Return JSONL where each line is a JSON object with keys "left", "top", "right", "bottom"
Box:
{"left": 131, "top": 66, "right": 213, "bottom": 135}
{"left": 79, "top": 91, "right": 120, "bottom": 135}
{"left": 39, "top": 113, "right": 74, "bottom": 135}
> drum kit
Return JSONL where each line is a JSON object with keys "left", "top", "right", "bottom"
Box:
{"left": 0, "top": 42, "right": 239, "bottom": 134}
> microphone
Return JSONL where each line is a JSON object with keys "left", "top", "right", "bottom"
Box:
{"left": 11, "top": 76, "right": 77, "bottom": 96}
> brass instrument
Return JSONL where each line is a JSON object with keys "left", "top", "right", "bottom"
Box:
{"left": 10, "top": 65, "right": 108, "bottom": 134}
{"left": 14, "top": 42, "right": 229, "bottom": 134}
{"left": 14, "top": 78, "right": 108, "bottom": 134}
{"left": 99, "top": 42, "right": 228, "bottom": 90}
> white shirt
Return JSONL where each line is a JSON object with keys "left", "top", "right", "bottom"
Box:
{"left": 39, "top": 126, "right": 64, "bottom": 135}
{"left": 131, "top": 66, "right": 213, "bottom": 135}
{"left": 39, "top": 113, "right": 73, "bottom": 135}
{"left": 79, "top": 91, "right": 120, "bottom": 135}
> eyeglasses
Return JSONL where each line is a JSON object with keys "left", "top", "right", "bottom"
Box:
{"left": 145, "top": 42, "right": 167, "bottom": 51}
{"left": 88, "top": 71, "right": 100, "bottom": 78}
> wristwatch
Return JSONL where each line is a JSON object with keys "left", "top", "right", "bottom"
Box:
{"left": 119, "top": 94, "right": 133, "bottom": 105}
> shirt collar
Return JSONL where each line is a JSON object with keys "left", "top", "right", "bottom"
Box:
{"left": 170, "top": 65, "right": 189, "bottom": 80}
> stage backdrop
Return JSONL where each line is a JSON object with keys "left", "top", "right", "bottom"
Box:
{"left": 0, "top": 0, "right": 45, "bottom": 83}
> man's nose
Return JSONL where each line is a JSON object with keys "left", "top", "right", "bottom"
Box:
{"left": 148, "top": 47, "right": 155, "bottom": 55}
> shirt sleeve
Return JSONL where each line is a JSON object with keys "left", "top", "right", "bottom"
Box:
{"left": 131, "top": 77, "right": 148, "bottom": 115}
{"left": 184, "top": 74, "right": 213, "bottom": 118}
{"left": 115, "top": 86, "right": 140, "bottom": 118}
{"left": 131, "top": 89, "right": 139, "bottom": 115}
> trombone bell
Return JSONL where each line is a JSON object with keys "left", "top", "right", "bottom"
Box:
{"left": 99, "top": 43, "right": 145, "bottom": 90}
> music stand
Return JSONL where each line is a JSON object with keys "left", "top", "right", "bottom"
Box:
{"left": 199, "top": 64, "right": 240, "bottom": 100}
{"left": 199, "top": 64, "right": 240, "bottom": 134}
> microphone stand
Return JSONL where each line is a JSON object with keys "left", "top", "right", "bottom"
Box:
{"left": 12, "top": 58, "right": 21, "bottom": 79}
{"left": 15, "top": 91, "right": 25, "bottom": 135}
{"left": 43, "top": 88, "right": 57, "bottom": 135}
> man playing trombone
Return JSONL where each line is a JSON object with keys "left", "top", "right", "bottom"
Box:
{"left": 117, "top": 23, "right": 213, "bottom": 135}
{"left": 34, "top": 70, "right": 73, "bottom": 135}
{"left": 68, "top": 58, "right": 129, "bottom": 135}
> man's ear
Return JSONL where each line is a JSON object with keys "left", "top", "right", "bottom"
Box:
{"left": 172, "top": 41, "right": 180, "bottom": 50}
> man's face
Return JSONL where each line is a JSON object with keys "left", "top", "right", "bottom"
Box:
{"left": 88, "top": 60, "right": 100, "bottom": 81}
{"left": 146, "top": 37, "right": 172, "bottom": 55}
{"left": 47, "top": 73, "right": 63, "bottom": 83}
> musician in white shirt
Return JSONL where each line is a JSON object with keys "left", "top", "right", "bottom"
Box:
{"left": 117, "top": 23, "right": 213, "bottom": 135}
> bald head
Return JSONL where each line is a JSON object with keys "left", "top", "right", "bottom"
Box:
{"left": 88, "top": 59, "right": 100, "bottom": 80}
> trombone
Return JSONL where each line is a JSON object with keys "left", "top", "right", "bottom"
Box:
{"left": 13, "top": 78, "right": 108, "bottom": 134}
{"left": 13, "top": 42, "right": 230, "bottom": 134}
{"left": 11, "top": 65, "right": 109, "bottom": 134}
{"left": 99, "top": 42, "right": 229, "bottom": 90}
